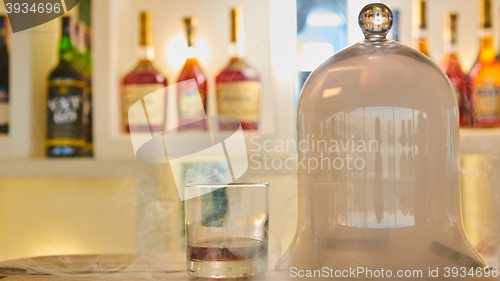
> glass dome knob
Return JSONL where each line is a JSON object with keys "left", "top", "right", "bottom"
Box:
{"left": 358, "top": 3, "right": 393, "bottom": 39}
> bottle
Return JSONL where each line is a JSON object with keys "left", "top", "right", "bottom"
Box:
{"left": 77, "top": 22, "right": 93, "bottom": 156}
{"left": 216, "top": 7, "right": 261, "bottom": 131}
{"left": 0, "top": 15, "right": 9, "bottom": 134}
{"left": 84, "top": 27, "right": 93, "bottom": 156}
{"left": 392, "top": 10, "right": 400, "bottom": 42}
{"left": 122, "top": 11, "right": 168, "bottom": 133}
{"left": 469, "top": 0, "right": 500, "bottom": 128}
{"left": 177, "top": 16, "right": 208, "bottom": 131}
{"left": 46, "top": 16, "right": 87, "bottom": 157}
{"left": 412, "top": 0, "right": 430, "bottom": 56}
{"left": 439, "top": 13, "right": 472, "bottom": 127}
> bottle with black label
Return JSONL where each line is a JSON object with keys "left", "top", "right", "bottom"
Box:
{"left": 46, "top": 16, "right": 87, "bottom": 157}
{"left": 0, "top": 15, "right": 9, "bottom": 134}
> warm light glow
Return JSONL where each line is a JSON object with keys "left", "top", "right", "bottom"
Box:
{"left": 166, "top": 34, "right": 210, "bottom": 70}
{"left": 270, "top": 0, "right": 297, "bottom": 81}
{"left": 307, "top": 13, "right": 343, "bottom": 27}
{"left": 299, "top": 42, "right": 334, "bottom": 72}
{"left": 322, "top": 87, "right": 343, "bottom": 98}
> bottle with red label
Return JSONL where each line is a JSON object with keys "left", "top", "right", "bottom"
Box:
{"left": 216, "top": 7, "right": 261, "bottom": 131}
{"left": 122, "top": 10, "right": 168, "bottom": 133}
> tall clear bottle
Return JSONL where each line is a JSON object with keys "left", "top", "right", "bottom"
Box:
{"left": 177, "top": 17, "right": 208, "bottom": 131}
{"left": 122, "top": 11, "right": 168, "bottom": 133}
{"left": 216, "top": 7, "right": 261, "bottom": 131}
{"left": 439, "top": 14, "right": 472, "bottom": 127}
{"left": 46, "top": 16, "right": 87, "bottom": 157}
{"left": 0, "top": 15, "right": 9, "bottom": 134}
{"left": 469, "top": 0, "right": 500, "bottom": 128}
{"left": 412, "top": 0, "right": 430, "bottom": 56}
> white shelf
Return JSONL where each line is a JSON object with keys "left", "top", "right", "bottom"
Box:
{"left": 460, "top": 129, "right": 500, "bottom": 154}
{"left": 0, "top": 158, "right": 154, "bottom": 178}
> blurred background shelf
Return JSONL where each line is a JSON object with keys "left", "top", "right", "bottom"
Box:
{"left": 460, "top": 129, "right": 500, "bottom": 154}
{"left": 0, "top": 158, "right": 153, "bottom": 178}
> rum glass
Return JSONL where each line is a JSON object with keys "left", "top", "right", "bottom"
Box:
{"left": 185, "top": 183, "right": 269, "bottom": 278}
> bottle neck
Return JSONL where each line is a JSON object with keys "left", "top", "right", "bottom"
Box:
{"left": 229, "top": 42, "right": 245, "bottom": 60}
{"left": 138, "top": 45, "right": 154, "bottom": 63}
{"left": 443, "top": 34, "right": 457, "bottom": 55}
{"left": 479, "top": 28, "right": 497, "bottom": 62}
{"left": 59, "top": 32, "right": 74, "bottom": 63}
{"left": 413, "top": 30, "right": 429, "bottom": 56}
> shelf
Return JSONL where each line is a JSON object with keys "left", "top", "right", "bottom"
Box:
{"left": 460, "top": 129, "right": 500, "bottom": 154}
{"left": 0, "top": 158, "right": 156, "bottom": 178}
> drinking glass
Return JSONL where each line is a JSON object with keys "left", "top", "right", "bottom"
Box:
{"left": 185, "top": 183, "right": 269, "bottom": 278}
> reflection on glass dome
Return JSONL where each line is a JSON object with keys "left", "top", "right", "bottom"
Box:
{"left": 276, "top": 3, "right": 488, "bottom": 276}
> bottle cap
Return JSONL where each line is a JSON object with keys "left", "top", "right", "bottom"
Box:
{"left": 184, "top": 16, "right": 198, "bottom": 48}
{"left": 412, "top": 0, "right": 427, "bottom": 29}
{"left": 231, "top": 6, "right": 243, "bottom": 43}
{"left": 443, "top": 13, "right": 458, "bottom": 46}
{"left": 139, "top": 10, "right": 153, "bottom": 46}
{"left": 479, "top": 0, "right": 492, "bottom": 28}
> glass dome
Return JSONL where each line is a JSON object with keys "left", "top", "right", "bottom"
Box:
{"left": 276, "top": 3, "right": 487, "bottom": 275}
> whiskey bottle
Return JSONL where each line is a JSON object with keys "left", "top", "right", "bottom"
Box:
{"left": 216, "top": 7, "right": 261, "bottom": 131}
{"left": 177, "top": 16, "right": 208, "bottom": 131}
{"left": 122, "top": 11, "right": 167, "bottom": 133}
{"left": 46, "top": 16, "right": 87, "bottom": 157}
{"left": 439, "top": 13, "right": 472, "bottom": 127}
{"left": 412, "top": 0, "right": 430, "bottom": 56}
{"left": 0, "top": 15, "right": 9, "bottom": 134}
{"left": 469, "top": 0, "right": 500, "bottom": 128}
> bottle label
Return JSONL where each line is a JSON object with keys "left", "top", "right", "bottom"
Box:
{"left": 217, "top": 81, "right": 261, "bottom": 122}
{"left": 0, "top": 87, "right": 8, "bottom": 126}
{"left": 46, "top": 80, "right": 86, "bottom": 148}
{"left": 179, "top": 86, "right": 205, "bottom": 120}
{"left": 123, "top": 84, "right": 166, "bottom": 128}
{"left": 475, "top": 83, "right": 500, "bottom": 119}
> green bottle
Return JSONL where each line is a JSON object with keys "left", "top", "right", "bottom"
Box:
{"left": 46, "top": 16, "right": 87, "bottom": 157}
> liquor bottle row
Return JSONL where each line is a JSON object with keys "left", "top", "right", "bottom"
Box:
{"left": 46, "top": 16, "right": 93, "bottom": 157}
{"left": 122, "top": 7, "right": 261, "bottom": 133}
{"left": 0, "top": 16, "right": 9, "bottom": 134}
{"left": 412, "top": 0, "right": 500, "bottom": 128}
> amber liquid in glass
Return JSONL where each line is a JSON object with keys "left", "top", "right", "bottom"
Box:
{"left": 187, "top": 238, "right": 267, "bottom": 262}
{"left": 216, "top": 7, "right": 261, "bottom": 131}
{"left": 187, "top": 238, "right": 268, "bottom": 278}
{"left": 122, "top": 11, "right": 168, "bottom": 133}
{"left": 469, "top": 0, "right": 500, "bottom": 128}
